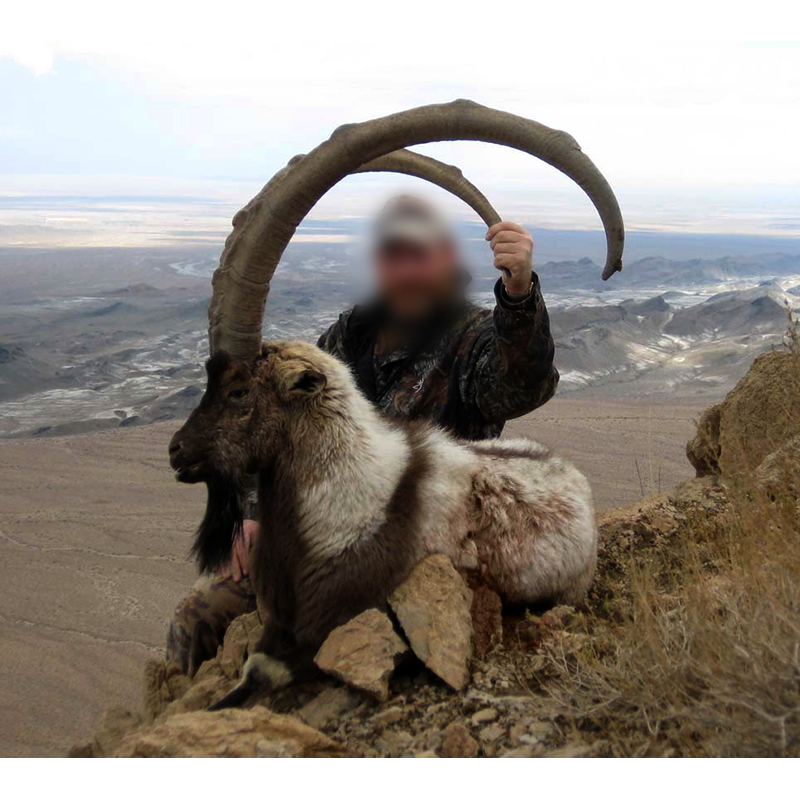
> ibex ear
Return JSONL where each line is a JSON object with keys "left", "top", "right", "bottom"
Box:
{"left": 279, "top": 364, "right": 327, "bottom": 399}
{"left": 291, "top": 369, "right": 327, "bottom": 396}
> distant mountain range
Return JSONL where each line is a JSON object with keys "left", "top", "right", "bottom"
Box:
{"left": 534, "top": 253, "right": 800, "bottom": 294}
{"left": 551, "top": 283, "right": 796, "bottom": 397}
{"left": 1, "top": 244, "right": 798, "bottom": 436}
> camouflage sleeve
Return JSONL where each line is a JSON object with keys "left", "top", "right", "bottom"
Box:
{"left": 317, "top": 316, "right": 349, "bottom": 361}
{"left": 461, "top": 275, "right": 559, "bottom": 424}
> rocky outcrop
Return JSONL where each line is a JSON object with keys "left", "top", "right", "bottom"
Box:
{"left": 390, "top": 554, "right": 474, "bottom": 690}
{"left": 594, "top": 476, "right": 730, "bottom": 605}
{"left": 75, "top": 475, "right": 736, "bottom": 759}
{"left": 75, "top": 348, "right": 800, "bottom": 757}
{"left": 314, "top": 609, "right": 408, "bottom": 702}
{"left": 687, "top": 351, "right": 800, "bottom": 479}
{"left": 97, "top": 708, "right": 348, "bottom": 757}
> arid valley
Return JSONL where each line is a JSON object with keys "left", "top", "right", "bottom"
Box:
{"left": 0, "top": 398, "right": 706, "bottom": 756}
{"left": 2, "top": 206, "right": 800, "bottom": 755}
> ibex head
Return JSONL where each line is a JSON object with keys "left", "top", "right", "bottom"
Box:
{"left": 168, "top": 341, "right": 333, "bottom": 572}
{"left": 169, "top": 341, "right": 334, "bottom": 482}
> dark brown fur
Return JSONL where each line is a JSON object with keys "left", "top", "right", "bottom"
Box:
{"left": 170, "top": 345, "right": 435, "bottom": 705}
{"left": 292, "top": 424, "right": 431, "bottom": 641}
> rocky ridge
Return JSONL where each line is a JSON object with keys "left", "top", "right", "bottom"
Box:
{"left": 72, "top": 351, "right": 798, "bottom": 757}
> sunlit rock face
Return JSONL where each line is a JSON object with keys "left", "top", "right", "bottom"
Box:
{"left": 687, "top": 350, "right": 800, "bottom": 479}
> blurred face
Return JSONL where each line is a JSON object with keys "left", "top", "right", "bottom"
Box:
{"left": 374, "top": 238, "right": 459, "bottom": 319}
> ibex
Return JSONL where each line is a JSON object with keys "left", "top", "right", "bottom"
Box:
{"left": 170, "top": 100, "right": 624, "bottom": 707}
{"left": 169, "top": 340, "right": 598, "bottom": 707}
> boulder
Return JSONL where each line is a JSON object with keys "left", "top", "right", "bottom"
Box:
{"left": 687, "top": 351, "right": 800, "bottom": 479}
{"left": 314, "top": 608, "right": 408, "bottom": 702}
{"left": 390, "top": 554, "right": 473, "bottom": 690}
{"left": 105, "top": 707, "right": 349, "bottom": 758}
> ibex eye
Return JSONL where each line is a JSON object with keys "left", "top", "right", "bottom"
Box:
{"left": 228, "top": 388, "right": 248, "bottom": 399}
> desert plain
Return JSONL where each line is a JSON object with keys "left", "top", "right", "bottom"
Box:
{"left": 2, "top": 218, "right": 799, "bottom": 755}
{"left": 0, "top": 397, "right": 706, "bottom": 756}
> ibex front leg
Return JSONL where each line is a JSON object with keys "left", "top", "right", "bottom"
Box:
{"left": 207, "top": 625, "right": 320, "bottom": 711}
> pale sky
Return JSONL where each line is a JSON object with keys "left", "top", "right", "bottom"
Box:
{"left": 1, "top": 2, "right": 799, "bottom": 235}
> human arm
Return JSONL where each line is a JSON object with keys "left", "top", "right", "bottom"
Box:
{"left": 460, "top": 223, "right": 559, "bottom": 423}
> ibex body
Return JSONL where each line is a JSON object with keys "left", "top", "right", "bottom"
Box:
{"left": 169, "top": 341, "right": 598, "bottom": 707}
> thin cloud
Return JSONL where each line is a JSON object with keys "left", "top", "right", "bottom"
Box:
{"left": 1, "top": 2, "right": 798, "bottom": 236}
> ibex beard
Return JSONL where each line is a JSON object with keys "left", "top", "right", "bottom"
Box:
{"left": 169, "top": 341, "right": 599, "bottom": 710}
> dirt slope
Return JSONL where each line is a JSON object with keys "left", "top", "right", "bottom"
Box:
{"left": 0, "top": 398, "right": 702, "bottom": 756}
{"left": 0, "top": 424, "right": 201, "bottom": 756}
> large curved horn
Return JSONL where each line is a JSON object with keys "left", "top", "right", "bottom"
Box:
{"left": 279, "top": 148, "right": 500, "bottom": 229}
{"left": 354, "top": 149, "right": 500, "bottom": 228}
{"left": 211, "top": 99, "right": 624, "bottom": 358}
{"left": 209, "top": 146, "right": 500, "bottom": 357}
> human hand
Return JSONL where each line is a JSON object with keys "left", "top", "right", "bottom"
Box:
{"left": 220, "top": 519, "right": 259, "bottom": 582}
{"left": 486, "top": 221, "right": 534, "bottom": 297}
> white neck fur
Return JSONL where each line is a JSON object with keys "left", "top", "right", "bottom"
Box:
{"left": 286, "top": 374, "right": 412, "bottom": 559}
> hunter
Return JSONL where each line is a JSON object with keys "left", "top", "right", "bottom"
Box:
{"left": 167, "top": 194, "right": 559, "bottom": 675}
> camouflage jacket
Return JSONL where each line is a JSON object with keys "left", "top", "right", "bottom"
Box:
{"left": 317, "top": 276, "right": 559, "bottom": 441}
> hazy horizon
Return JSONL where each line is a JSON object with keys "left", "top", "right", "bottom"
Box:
{"left": 3, "top": 177, "right": 800, "bottom": 250}
{"left": 2, "top": 16, "right": 799, "bottom": 244}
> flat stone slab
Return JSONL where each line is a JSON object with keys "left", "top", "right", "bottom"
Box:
{"left": 389, "top": 554, "right": 473, "bottom": 690}
{"left": 314, "top": 608, "right": 408, "bottom": 702}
